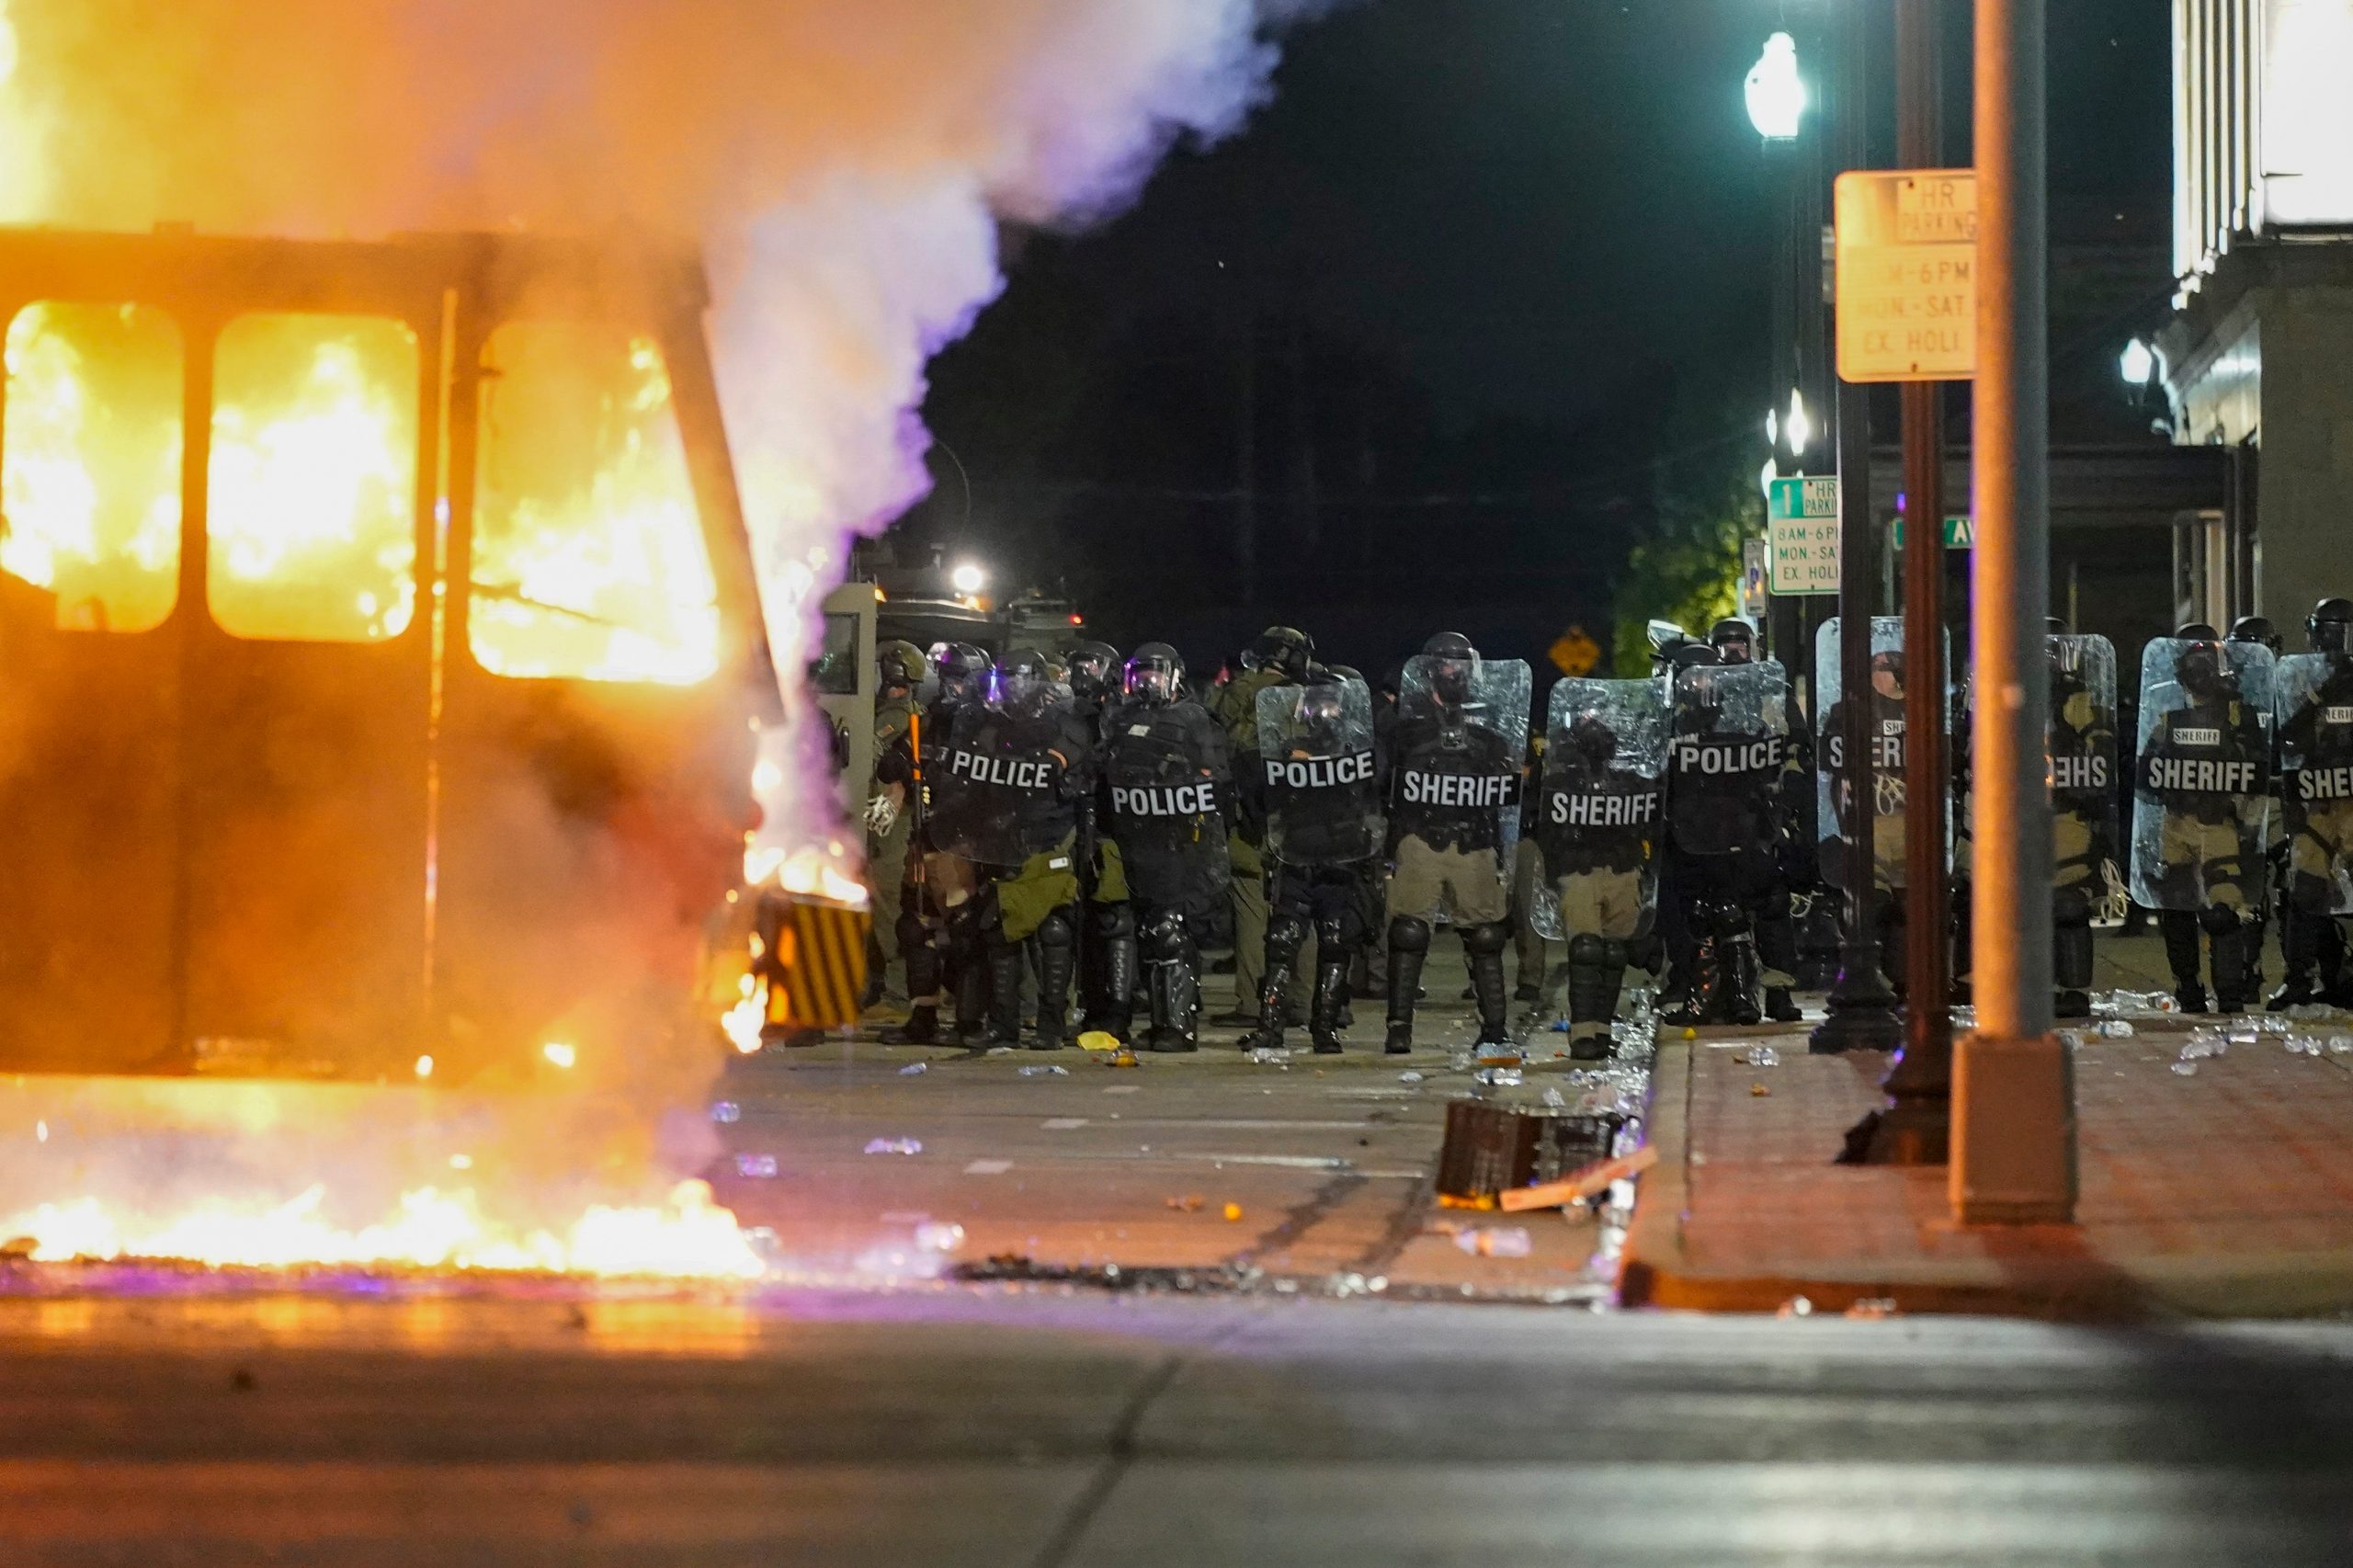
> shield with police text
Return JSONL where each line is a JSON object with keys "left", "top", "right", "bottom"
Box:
{"left": 1531, "top": 677, "right": 1667, "bottom": 941}
{"left": 931, "top": 699, "right": 1082, "bottom": 869}
{"left": 1257, "top": 677, "right": 1384, "bottom": 866}
{"left": 1392, "top": 653, "right": 1531, "bottom": 858}
{"left": 2276, "top": 651, "right": 2353, "bottom": 915}
{"left": 1667, "top": 659, "right": 1790, "bottom": 858}
{"left": 2130, "top": 636, "right": 2276, "bottom": 913}
{"left": 1102, "top": 697, "right": 1233, "bottom": 906}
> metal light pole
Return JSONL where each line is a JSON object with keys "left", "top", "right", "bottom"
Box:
{"left": 1951, "top": 0, "right": 2075, "bottom": 1223}
{"left": 1812, "top": 0, "right": 1903, "bottom": 1057}
{"left": 1865, "top": 0, "right": 1954, "bottom": 1163}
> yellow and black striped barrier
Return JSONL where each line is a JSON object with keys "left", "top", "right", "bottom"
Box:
{"left": 756, "top": 892, "right": 870, "bottom": 1036}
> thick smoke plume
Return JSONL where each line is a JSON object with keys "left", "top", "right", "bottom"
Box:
{"left": 0, "top": 0, "right": 1312, "bottom": 844}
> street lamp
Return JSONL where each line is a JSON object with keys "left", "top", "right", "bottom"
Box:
{"left": 1745, "top": 32, "right": 1807, "bottom": 142}
{"left": 1785, "top": 388, "right": 1813, "bottom": 458}
{"left": 950, "top": 562, "right": 986, "bottom": 597}
{"left": 2119, "top": 336, "right": 2156, "bottom": 387}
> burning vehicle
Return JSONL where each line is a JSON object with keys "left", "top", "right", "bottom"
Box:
{"left": 0, "top": 224, "right": 861, "bottom": 1085}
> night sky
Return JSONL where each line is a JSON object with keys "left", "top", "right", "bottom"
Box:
{"left": 903, "top": 0, "right": 2173, "bottom": 676}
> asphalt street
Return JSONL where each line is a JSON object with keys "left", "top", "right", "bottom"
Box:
{"left": 6, "top": 1293, "right": 2353, "bottom": 1564}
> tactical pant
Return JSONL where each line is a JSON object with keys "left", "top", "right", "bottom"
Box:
{"left": 2158, "top": 812, "right": 2261, "bottom": 912}
{"left": 867, "top": 804, "right": 913, "bottom": 970}
{"left": 2289, "top": 799, "right": 2353, "bottom": 910}
{"left": 1556, "top": 865, "right": 1646, "bottom": 941}
{"left": 1384, "top": 838, "right": 1511, "bottom": 926}
{"left": 1230, "top": 832, "right": 1308, "bottom": 1013}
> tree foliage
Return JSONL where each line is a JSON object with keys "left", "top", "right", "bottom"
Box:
{"left": 1608, "top": 430, "right": 1759, "bottom": 676}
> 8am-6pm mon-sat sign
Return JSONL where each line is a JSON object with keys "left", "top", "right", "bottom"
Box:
{"left": 1835, "top": 169, "right": 1977, "bottom": 382}
{"left": 1767, "top": 476, "right": 1838, "bottom": 596}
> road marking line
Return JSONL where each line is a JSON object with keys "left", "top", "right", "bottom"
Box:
{"left": 1102, "top": 1085, "right": 1141, "bottom": 1095}
{"left": 1041, "top": 1118, "right": 1088, "bottom": 1131}
{"left": 963, "top": 1159, "right": 1013, "bottom": 1175}
{"left": 1130, "top": 1119, "right": 1369, "bottom": 1131}
{"left": 1183, "top": 1153, "right": 1351, "bottom": 1170}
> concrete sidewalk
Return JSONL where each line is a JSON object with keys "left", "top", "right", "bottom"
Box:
{"left": 1619, "top": 998, "right": 2353, "bottom": 1318}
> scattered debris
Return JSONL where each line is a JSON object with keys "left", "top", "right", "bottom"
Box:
{"left": 1472, "top": 1066, "right": 1524, "bottom": 1088}
{"left": 864, "top": 1137, "right": 923, "bottom": 1155}
{"left": 1076, "top": 1030, "right": 1122, "bottom": 1052}
{"left": 1498, "top": 1144, "right": 1659, "bottom": 1213}
{"left": 1778, "top": 1295, "right": 1813, "bottom": 1318}
{"left": 710, "top": 1101, "right": 741, "bottom": 1123}
{"left": 1016, "top": 1064, "right": 1071, "bottom": 1077}
{"left": 733, "top": 1153, "right": 779, "bottom": 1178}
{"left": 1107, "top": 1051, "right": 1140, "bottom": 1068}
{"left": 1222, "top": 1202, "right": 1245, "bottom": 1222}
{"left": 1165, "top": 1195, "right": 1205, "bottom": 1212}
{"left": 1398, "top": 1071, "right": 1426, "bottom": 1084}
{"left": 898, "top": 1062, "right": 929, "bottom": 1076}
{"left": 1454, "top": 1226, "right": 1533, "bottom": 1258}
{"left": 1750, "top": 1082, "right": 1772, "bottom": 1097}
{"left": 1846, "top": 1297, "right": 1898, "bottom": 1320}
{"left": 1742, "top": 1045, "right": 1779, "bottom": 1068}
{"left": 985, "top": 1046, "right": 1017, "bottom": 1056}
{"left": 2096, "top": 1019, "right": 2135, "bottom": 1039}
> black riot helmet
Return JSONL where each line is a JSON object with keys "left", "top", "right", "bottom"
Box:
{"left": 2177, "top": 638, "right": 2233, "bottom": 702}
{"left": 1421, "top": 631, "right": 1480, "bottom": 705}
{"left": 932, "top": 642, "right": 991, "bottom": 704}
{"left": 1327, "top": 663, "right": 1364, "bottom": 684}
{"left": 1253, "top": 626, "right": 1314, "bottom": 683}
{"left": 1566, "top": 712, "right": 1619, "bottom": 769}
{"left": 2175, "top": 622, "right": 2219, "bottom": 641}
{"left": 987, "top": 648, "right": 1056, "bottom": 719}
{"left": 878, "top": 640, "right": 929, "bottom": 693}
{"left": 1123, "top": 642, "right": 1185, "bottom": 708}
{"left": 2309, "top": 597, "right": 2353, "bottom": 654}
{"left": 2229, "top": 616, "right": 2282, "bottom": 653}
{"left": 1065, "top": 641, "right": 1120, "bottom": 701}
{"left": 2046, "top": 616, "right": 2072, "bottom": 636}
{"left": 1709, "top": 618, "right": 1756, "bottom": 665}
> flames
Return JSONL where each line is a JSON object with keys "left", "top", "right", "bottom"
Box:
{"left": 2, "top": 1179, "right": 763, "bottom": 1278}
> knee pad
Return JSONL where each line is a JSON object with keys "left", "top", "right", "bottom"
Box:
{"left": 2052, "top": 889, "right": 2092, "bottom": 926}
{"left": 1315, "top": 914, "right": 1357, "bottom": 955}
{"left": 1090, "top": 902, "right": 1135, "bottom": 943}
{"left": 1141, "top": 909, "right": 1189, "bottom": 965}
{"left": 1034, "top": 906, "right": 1076, "bottom": 951}
{"left": 1266, "top": 911, "right": 1312, "bottom": 961}
{"left": 2200, "top": 904, "right": 2246, "bottom": 936}
{"left": 1387, "top": 915, "right": 1433, "bottom": 955}
{"left": 1461, "top": 921, "right": 1509, "bottom": 958}
{"left": 1566, "top": 933, "right": 1608, "bottom": 967}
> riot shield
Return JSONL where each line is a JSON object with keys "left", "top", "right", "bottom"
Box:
{"left": 2131, "top": 637, "right": 2276, "bottom": 912}
{"left": 2045, "top": 634, "right": 2120, "bottom": 901}
{"left": 930, "top": 699, "right": 1078, "bottom": 869}
{"left": 1102, "top": 699, "right": 1233, "bottom": 906}
{"left": 1531, "top": 677, "right": 1667, "bottom": 941}
{"left": 1666, "top": 659, "right": 1790, "bottom": 858}
{"left": 1814, "top": 616, "right": 1944, "bottom": 891}
{"left": 2275, "top": 651, "right": 2353, "bottom": 915}
{"left": 1257, "top": 677, "right": 1384, "bottom": 866}
{"left": 1392, "top": 653, "right": 1532, "bottom": 859}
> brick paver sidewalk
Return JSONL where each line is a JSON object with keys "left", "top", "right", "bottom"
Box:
{"left": 1619, "top": 1014, "right": 2353, "bottom": 1317}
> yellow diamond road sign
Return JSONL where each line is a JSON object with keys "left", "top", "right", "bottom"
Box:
{"left": 1549, "top": 627, "right": 1601, "bottom": 678}
{"left": 1836, "top": 168, "right": 1977, "bottom": 382}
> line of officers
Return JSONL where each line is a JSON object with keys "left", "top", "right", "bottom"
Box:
{"left": 853, "top": 594, "right": 2353, "bottom": 1059}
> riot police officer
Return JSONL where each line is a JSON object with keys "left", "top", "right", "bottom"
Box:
{"left": 2271, "top": 597, "right": 2353, "bottom": 1009}
{"left": 1213, "top": 626, "right": 1317, "bottom": 1027}
{"left": 2046, "top": 633, "right": 2120, "bottom": 1017}
{"left": 1711, "top": 618, "right": 1804, "bottom": 1020}
{"left": 2133, "top": 630, "right": 2276, "bottom": 1014}
{"left": 1246, "top": 674, "right": 1385, "bottom": 1054}
{"left": 1381, "top": 633, "right": 1530, "bottom": 1054}
{"left": 1663, "top": 653, "right": 1791, "bottom": 1026}
{"left": 880, "top": 642, "right": 991, "bottom": 1044}
{"left": 1063, "top": 641, "right": 1132, "bottom": 1034}
{"left": 1538, "top": 690, "right": 1667, "bottom": 1060}
{"left": 1097, "top": 644, "right": 1233, "bottom": 1051}
{"left": 930, "top": 650, "right": 1097, "bottom": 1047}
{"left": 865, "top": 641, "right": 930, "bottom": 1006}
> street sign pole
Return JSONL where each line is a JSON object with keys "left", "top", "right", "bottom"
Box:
{"left": 1812, "top": 0, "right": 1902, "bottom": 1058}
{"left": 1865, "top": 0, "right": 1956, "bottom": 1165}
{"left": 1952, "top": 0, "right": 2075, "bottom": 1224}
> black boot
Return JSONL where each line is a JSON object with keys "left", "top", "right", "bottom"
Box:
{"left": 1722, "top": 933, "right": 1764, "bottom": 1027}
{"left": 1310, "top": 957, "right": 1351, "bottom": 1055}
{"left": 1146, "top": 948, "right": 1200, "bottom": 1053}
{"left": 882, "top": 932, "right": 945, "bottom": 1043}
{"left": 953, "top": 958, "right": 991, "bottom": 1046}
{"left": 1665, "top": 937, "right": 1715, "bottom": 1028}
{"left": 1244, "top": 916, "right": 1307, "bottom": 1051}
{"left": 2052, "top": 891, "right": 2094, "bottom": 1019}
{"left": 2161, "top": 911, "right": 2207, "bottom": 1013}
{"left": 1565, "top": 937, "right": 1622, "bottom": 1062}
{"left": 2268, "top": 905, "right": 2324, "bottom": 1011}
{"left": 985, "top": 941, "right": 1028, "bottom": 1045}
{"left": 880, "top": 1005, "right": 939, "bottom": 1045}
{"left": 2210, "top": 919, "right": 2250, "bottom": 1016}
{"left": 1032, "top": 913, "right": 1077, "bottom": 1049}
{"left": 1763, "top": 985, "right": 1802, "bottom": 1023}
{"left": 1467, "top": 927, "right": 1512, "bottom": 1050}
{"left": 1385, "top": 918, "right": 1430, "bottom": 1054}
